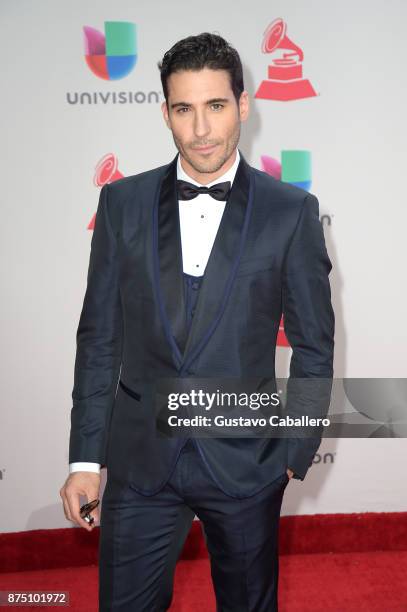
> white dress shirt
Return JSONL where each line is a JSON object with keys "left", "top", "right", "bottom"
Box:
{"left": 177, "top": 149, "right": 240, "bottom": 275}
{"left": 69, "top": 149, "right": 240, "bottom": 474}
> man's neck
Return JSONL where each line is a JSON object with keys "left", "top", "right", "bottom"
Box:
{"left": 179, "top": 149, "right": 237, "bottom": 185}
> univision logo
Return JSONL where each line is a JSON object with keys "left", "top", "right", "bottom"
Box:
{"left": 261, "top": 150, "right": 312, "bottom": 190}
{"left": 66, "top": 22, "right": 160, "bottom": 105}
{"left": 313, "top": 452, "right": 336, "bottom": 464}
{"left": 83, "top": 21, "right": 137, "bottom": 80}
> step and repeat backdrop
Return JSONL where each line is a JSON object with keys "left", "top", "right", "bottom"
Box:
{"left": 1, "top": 0, "right": 406, "bottom": 532}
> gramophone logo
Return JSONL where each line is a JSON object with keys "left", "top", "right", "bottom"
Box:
{"left": 255, "top": 18, "right": 317, "bottom": 101}
{"left": 83, "top": 21, "right": 137, "bottom": 80}
{"left": 261, "top": 150, "right": 312, "bottom": 347}
{"left": 87, "top": 153, "right": 124, "bottom": 230}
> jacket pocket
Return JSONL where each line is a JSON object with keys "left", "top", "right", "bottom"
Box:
{"left": 119, "top": 378, "right": 141, "bottom": 401}
{"left": 236, "top": 255, "right": 275, "bottom": 277}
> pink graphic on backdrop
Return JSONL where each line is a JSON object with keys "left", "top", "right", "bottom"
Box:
{"left": 83, "top": 26, "right": 106, "bottom": 55}
{"left": 255, "top": 18, "right": 317, "bottom": 101}
{"left": 260, "top": 155, "right": 281, "bottom": 179}
{"left": 87, "top": 153, "right": 124, "bottom": 230}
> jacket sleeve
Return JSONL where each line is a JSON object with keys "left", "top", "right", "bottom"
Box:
{"left": 282, "top": 193, "right": 335, "bottom": 480}
{"left": 69, "top": 183, "right": 123, "bottom": 468}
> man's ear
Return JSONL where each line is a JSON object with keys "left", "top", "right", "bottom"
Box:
{"left": 161, "top": 101, "right": 171, "bottom": 129}
{"left": 239, "top": 91, "right": 250, "bottom": 122}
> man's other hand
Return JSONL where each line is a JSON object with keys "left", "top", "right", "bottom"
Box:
{"left": 60, "top": 472, "right": 101, "bottom": 531}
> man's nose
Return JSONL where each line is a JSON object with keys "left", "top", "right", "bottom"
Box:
{"left": 193, "top": 110, "right": 211, "bottom": 139}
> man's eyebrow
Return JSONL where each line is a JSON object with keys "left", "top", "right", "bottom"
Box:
{"left": 170, "top": 97, "right": 230, "bottom": 109}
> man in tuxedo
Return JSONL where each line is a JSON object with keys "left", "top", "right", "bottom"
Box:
{"left": 60, "top": 32, "right": 334, "bottom": 611}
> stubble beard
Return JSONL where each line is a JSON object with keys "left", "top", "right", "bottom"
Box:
{"left": 172, "top": 123, "right": 241, "bottom": 175}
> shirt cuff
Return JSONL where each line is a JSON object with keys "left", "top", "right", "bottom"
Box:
{"left": 69, "top": 462, "right": 101, "bottom": 474}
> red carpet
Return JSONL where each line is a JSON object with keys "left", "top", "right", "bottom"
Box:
{"left": 1, "top": 513, "right": 407, "bottom": 610}
{"left": 1, "top": 552, "right": 407, "bottom": 610}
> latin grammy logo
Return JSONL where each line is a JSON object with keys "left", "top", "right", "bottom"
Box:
{"left": 255, "top": 18, "right": 317, "bottom": 102}
{"left": 87, "top": 153, "right": 124, "bottom": 230}
{"left": 277, "top": 314, "right": 290, "bottom": 347}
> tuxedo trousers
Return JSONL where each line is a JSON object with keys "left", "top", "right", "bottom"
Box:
{"left": 99, "top": 439, "right": 289, "bottom": 611}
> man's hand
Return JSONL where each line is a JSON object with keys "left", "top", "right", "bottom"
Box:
{"left": 60, "top": 472, "right": 101, "bottom": 531}
{"left": 286, "top": 468, "right": 294, "bottom": 480}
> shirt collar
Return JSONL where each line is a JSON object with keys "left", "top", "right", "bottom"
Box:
{"left": 176, "top": 148, "right": 240, "bottom": 187}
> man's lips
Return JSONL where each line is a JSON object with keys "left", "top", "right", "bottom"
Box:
{"left": 192, "top": 144, "right": 218, "bottom": 152}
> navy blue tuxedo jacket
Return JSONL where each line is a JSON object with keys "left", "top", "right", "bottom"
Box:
{"left": 69, "top": 149, "right": 335, "bottom": 497}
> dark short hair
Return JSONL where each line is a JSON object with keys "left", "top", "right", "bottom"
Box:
{"left": 158, "top": 32, "right": 244, "bottom": 106}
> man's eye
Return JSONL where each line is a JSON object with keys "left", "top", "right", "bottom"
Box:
{"left": 177, "top": 107, "right": 189, "bottom": 113}
{"left": 211, "top": 104, "right": 223, "bottom": 110}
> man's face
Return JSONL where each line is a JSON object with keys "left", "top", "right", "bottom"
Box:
{"left": 161, "top": 68, "right": 249, "bottom": 180}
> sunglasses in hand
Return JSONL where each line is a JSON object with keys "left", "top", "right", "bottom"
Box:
{"left": 79, "top": 498, "right": 100, "bottom": 526}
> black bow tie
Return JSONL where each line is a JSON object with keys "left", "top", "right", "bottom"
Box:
{"left": 177, "top": 179, "right": 231, "bottom": 202}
